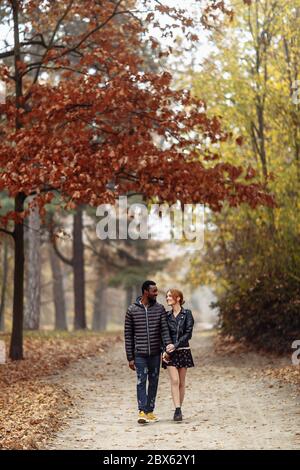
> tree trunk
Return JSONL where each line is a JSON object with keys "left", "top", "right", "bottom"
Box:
{"left": 9, "top": 1, "right": 25, "bottom": 360}
{"left": 9, "top": 193, "right": 26, "bottom": 360}
{"left": 48, "top": 243, "right": 68, "bottom": 330}
{"left": 73, "top": 206, "right": 86, "bottom": 329}
{"left": 92, "top": 280, "right": 108, "bottom": 331}
{"left": 24, "top": 199, "right": 41, "bottom": 330}
{"left": 256, "top": 102, "right": 268, "bottom": 181}
{"left": 133, "top": 284, "right": 140, "bottom": 302}
{"left": 125, "top": 285, "right": 134, "bottom": 307}
{"left": 0, "top": 239, "right": 9, "bottom": 331}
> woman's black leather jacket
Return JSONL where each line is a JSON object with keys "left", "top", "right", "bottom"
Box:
{"left": 166, "top": 308, "right": 194, "bottom": 350}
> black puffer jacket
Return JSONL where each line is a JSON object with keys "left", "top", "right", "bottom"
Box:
{"left": 166, "top": 308, "right": 194, "bottom": 350}
{"left": 124, "top": 296, "right": 172, "bottom": 361}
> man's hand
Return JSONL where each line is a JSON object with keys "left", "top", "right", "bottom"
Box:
{"left": 128, "top": 360, "right": 136, "bottom": 371}
{"left": 166, "top": 343, "right": 175, "bottom": 353}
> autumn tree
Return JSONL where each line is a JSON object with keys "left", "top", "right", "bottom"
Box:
{"left": 188, "top": 0, "right": 300, "bottom": 352}
{"left": 0, "top": 0, "right": 275, "bottom": 359}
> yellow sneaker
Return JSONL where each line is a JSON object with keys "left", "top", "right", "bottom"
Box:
{"left": 147, "top": 412, "right": 159, "bottom": 422}
{"left": 137, "top": 411, "right": 150, "bottom": 424}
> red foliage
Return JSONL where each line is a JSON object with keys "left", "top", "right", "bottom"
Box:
{"left": 0, "top": 0, "right": 275, "bottom": 225}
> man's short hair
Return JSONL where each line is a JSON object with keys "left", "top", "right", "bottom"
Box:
{"left": 142, "top": 280, "right": 156, "bottom": 293}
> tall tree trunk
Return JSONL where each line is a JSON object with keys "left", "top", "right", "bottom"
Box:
{"left": 9, "top": 0, "right": 25, "bottom": 360}
{"left": 125, "top": 285, "right": 133, "bottom": 308}
{"left": 9, "top": 193, "right": 26, "bottom": 360}
{"left": 92, "top": 279, "right": 107, "bottom": 331}
{"left": 0, "top": 239, "right": 9, "bottom": 331}
{"left": 50, "top": 208, "right": 86, "bottom": 330}
{"left": 48, "top": 243, "right": 67, "bottom": 330}
{"left": 255, "top": 102, "right": 268, "bottom": 181}
{"left": 248, "top": 3, "right": 275, "bottom": 234}
{"left": 125, "top": 285, "right": 138, "bottom": 307}
{"left": 24, "top": 199, "right": 41, "bottom": 330}
{"left": 73, "top": 206, "right": 86, "bottom": 329}
{"left": 133, "top": 284, "right": 140, "bottom": 302}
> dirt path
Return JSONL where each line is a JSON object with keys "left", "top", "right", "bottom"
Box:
{"left": 45, "top": 331, "right": 300, "bottom": 450}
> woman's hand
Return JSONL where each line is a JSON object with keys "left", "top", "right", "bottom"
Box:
{"left": 166, "top": 343, "right": 175, "bottom": 353}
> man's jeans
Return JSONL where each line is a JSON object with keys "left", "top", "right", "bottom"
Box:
{"left": 135, "top": 354, "right": 161, "bottom": 413}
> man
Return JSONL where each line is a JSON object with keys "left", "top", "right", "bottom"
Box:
{"left": 124, "top": 280, "right": 175, "bottom": 424}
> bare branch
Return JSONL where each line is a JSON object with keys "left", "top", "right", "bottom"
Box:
{"left": 49, "top": 214, "right": 73, "bottom": 266}
{"left": 27, "top": 0, "right": 75, "bottom": 93}
{"left": 51, "top": 234, "right": 73, "bottom": 266}
{"left": 52, "top": 0, "right": 124, "bottom": 62}
{"left": 0, "top": 50, "right": 14, "bottom": 59}
{"left": 0, "top": 228, "right": 15, "bottom": 238}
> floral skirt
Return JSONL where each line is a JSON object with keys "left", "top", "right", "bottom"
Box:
{"left": 162, "top": 348, "right": 194, "bottom": 369}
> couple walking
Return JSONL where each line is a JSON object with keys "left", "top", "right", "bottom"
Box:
{"left": 124, "top": 280, "right": 194, "bottom": 424}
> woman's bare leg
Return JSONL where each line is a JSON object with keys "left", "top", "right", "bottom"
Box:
{"left": 167, "top": 366, "right": 180, "bottom": 408}
{"left": 178, "top": 367, "right": 187, "bottom": 406}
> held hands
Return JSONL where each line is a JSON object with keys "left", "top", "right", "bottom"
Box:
{"left": 166, "top": 343, "right": 175, "bottom": 353}
{"left": 128, "top": 346, "right": 175, "bottom": 370}
{"left": 162, "top": 351, "right": 170, "bottom": 363}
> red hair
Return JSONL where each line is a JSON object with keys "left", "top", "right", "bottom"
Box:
{"left": 167, "top": 288, "right": 185, "bottom": 306}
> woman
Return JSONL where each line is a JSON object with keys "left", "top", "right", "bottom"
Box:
{"left": 162, "top": 288, "right": 195, "bottom": 422}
